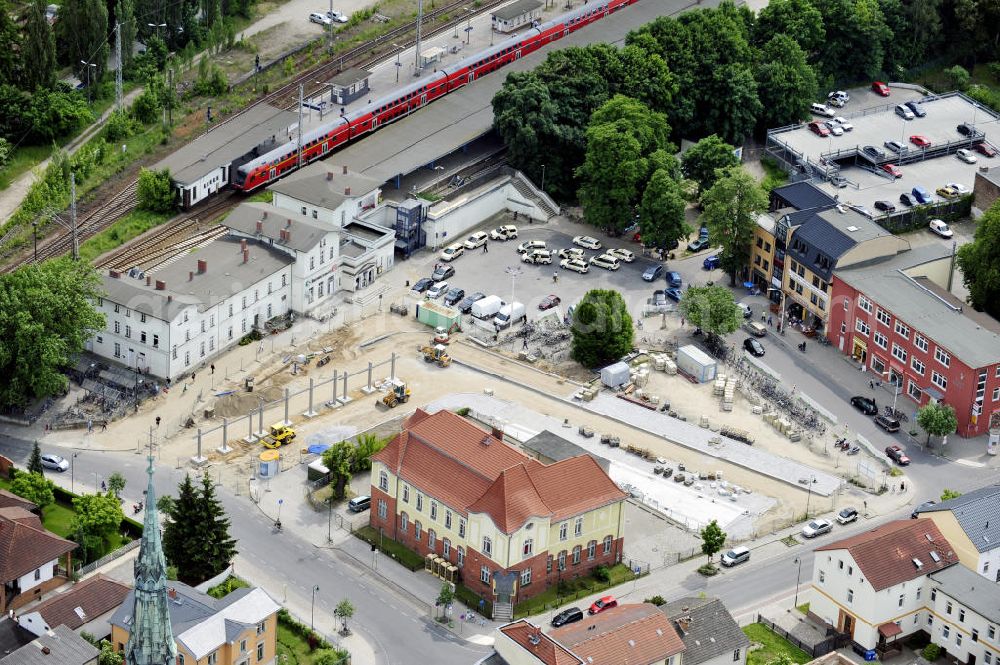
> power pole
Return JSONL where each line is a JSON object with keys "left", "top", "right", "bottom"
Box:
{"left": 328, "top": 0, "right": 334, "bottom": 53}
{"left": 167, "top": 68, "right": 173, "bottom": 124}
{"left": 70, "top": 173, "right": 79, "bottom": 260}
{"left": 297, "top": 84, "right": 303, "bottom": 170}
{"left": 414, "top": 0, "right": 422, "bottom": 76}
{"left": 115, "top": 22, "right": 124, "bottom": 112}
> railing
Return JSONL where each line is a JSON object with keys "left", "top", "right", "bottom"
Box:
{"left": 756, "top": 614, "right": 850, "bottom": 658}
{"left": 76, "top": 539, "right": 141, "bottom": 577}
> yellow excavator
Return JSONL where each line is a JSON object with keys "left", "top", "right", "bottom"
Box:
{"left": 421, "top": 344, "right": 452, "bottom": 367}
{"left": 379, "top": 379, "right": 411, "bottom": 408}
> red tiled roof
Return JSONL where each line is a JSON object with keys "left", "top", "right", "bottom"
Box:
{"left": 373, "top": 409, "right": 627, "bottom": 534}
{"left": 0, "top": 490, "right": 36, "bottom": 512}
{"left": 550, "top": 603, "right": 686, "bottom": 665}
{"left": 31, "top": 574, "right": 131, "bottom": 629}
{"left": 879, "top": 622, "right": 903, "bottom": 638}
{"left": 0, "top": 507, "right": 76, "bottom": 583}
{"left": 500, "top": 620, "right": 583, "bottom": 665}
{"left": 815, "top": 519, "right": 958, "bottom": 591}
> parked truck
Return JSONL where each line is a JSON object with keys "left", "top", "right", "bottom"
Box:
{"left": 471, "top": 295, "right": 503, "bottom": 320}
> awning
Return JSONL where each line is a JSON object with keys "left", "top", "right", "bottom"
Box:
{"left": 879, "top": 622, "right": 903, "bottom": 638}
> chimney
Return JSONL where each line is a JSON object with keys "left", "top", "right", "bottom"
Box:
{"left": 326, "top": 171, "right": 333, "bottom": 181}
{"left": 40, "top": 647, "right": 50, "bottom": 655}
{"left": 344, "top": 186, "right": 351, "bottom": 196}
{"left": 167, "top": 588, "right": 177, "bottom": 599}
{"left": 155, "top": 280, "right": 166, "bottom": 290}
{"left": 189, "top": 271, "right": 194, "bottom": 282}
{"left": 286, "top": 218, "right": 292, "bottom": 228}
{"left": 342, "top": 165, "right": 347, "bottom": 175}
{"left": 167, "top": 295, "right": 172, "bottom": 303}
{"left": 285, "top": 229, "right": 291, "bottom": 243}
{"left": 262, "top": 210, "right": 268, "bottom": 219}
{"left": 243, "top": 249, "right": 249, "bottom": 264}
{"left": 240, "top": 239, "right": 248, "bottom": 252}
{"left": 109, "top": 269, "right": 121, "bottom": 278}
{"left": 197, "top": 259, "right": 207, "bottom": 274}
{"left": 256, "top": 220, "right": 263, "bottom": 233}
{"left": 146, "top": 276, "right": 151, "bottom": 286}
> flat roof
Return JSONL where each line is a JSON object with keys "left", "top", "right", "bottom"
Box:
{"left": 493, "top": 0, "right": 542, "bottom": 20}
{"left": 329, "top": 67, "right": 372, "bottom": 87}
{"left": 155, "top": 105, "right": 297, "bottom": 185}
{"left": 930, "top": 564, "right": 1000, "bottom": 623}
{"left": 268, "top": 161, "right": 379, "bottom": 209}
{"left": 224, "top": 202, "right": 334, "bottom": 252}
{"left": 835, "top": 244, "right": 1000, "bottom": 368}
{"left": 335, "top": 0, "right": 685, "bottom": 183}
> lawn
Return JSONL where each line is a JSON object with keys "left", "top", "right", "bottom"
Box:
{"left": 40, "top": 502, "right": 77, "bottom": 538}
{"left": 76, "top": 208, "right": 174, "bottom": 263}
{"left": 353, "top": 526, "right": 425, "bottom": 571}
{"left": 513, "top": 564, "right": 637, "bottom": 618}
{"left": 743, "top": 623, "right": 812, "bottom": 665}
{"left": 0, "top": 145, "right": 55, "bottom": 190}
{"left": 276, "top": 610, "right": 348, "bottom": 665}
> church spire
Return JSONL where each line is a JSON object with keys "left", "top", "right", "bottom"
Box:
{"left": 125, "top": 455, "right": 176, "bottom": 665}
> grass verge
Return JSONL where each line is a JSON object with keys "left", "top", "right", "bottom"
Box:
{"left": 513, "top": 563, "right": 636, "bottom": 618}
{"left": 353, "top": 525, "right": 425, "bottom": 570}
{"left": 0, "top": 145, "right": 55, "bottom": 190}
{"left": 796, "top": 602, "right": 810, "bottom": 615}
{"left": 76, "top": 209, "right": 174, "bottom": 263}
{"left": 743, "top": 623, "right": 812, "bottom": 665}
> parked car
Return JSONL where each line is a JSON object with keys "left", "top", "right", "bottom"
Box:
{"left": 309, "top": 11, "right": 333, "bottom": 25}
{"left": 936, "top": 185, "right": 960, "bottom": 199}
{"left": 521, "top": 249, "right": 552, "bottom": 265}
{"left": 551, "top": 607, "right": 584, "bottom": 628}
{"left": 874, "top": 200, "right": 896, "bottom": 213}
{"left": 489, "top": 225, "right": 518, "bottom": 240}
{"left": 326, "top": 9, "right": 349, "bottom": 22}
{"left": 457, "top": 291, "right": 485, "bottom": 313}
{"left": 832, "top": 116, "right": 854, "bottom": 131}
{"left": 910, "top": 134, "right": 932, "bottom": 148}
{"left": 929, "top": 219, "right": 953, "bottom": 238}
{"left": 743, "top": 338, "right": 765, "bottom": 357}
{"left": 862, "top": 145, "right": 886, "bottom": 160}
{"left": 687, "top": 237, "right": 710, "bottom": 252}
{"left": 426, "top": 281, "right": 449, "bottom": 299}
{"left": 560, "top": 258, "right": 589, "bottom": 274}
{"left": 440, "top": 243, "right": 464, "bottom": 262}
{"left": 895, "top": 104, "right": 915, "bottom": 120}
{"left": 664, "top": 287, "right": 682, "bottom": 302}
{"left": 899, "top": 192, "right": 917, "bottom": 207}
{"left": 824, "top": 120, "right": 844, "bottom": 136}
{"left": 590, "top": 254, "right": 621, "bottom": 271}
{"left": 831, "top": 175, "right": 848, "bottom": 188}
{"left": 837, "top": 507, "right": 859, "bottom": 525}
{"left": 911, "top": 500, "right": 937, "bottom": 519}
{"left": 411, "top": 277, "right": 433, "bottom": 294}
{"left": 588, "top": 596, "right": 618, "bottom": 615}
{"left": 560, "top": 247, "right": 585, "bottom": 260}
{"left": 517, "top": 240, "right": 546, "bottom": 255}
{"left": 538, "top": 294, "right": 561, "bottom": 310}
{"left": 608, "top": 248, "right": 635, "bottom": 263}
{"left": 885, "top": 444, "right": 910, "bottom": 465}
{"left": 665, "top": 271, "right": 682, "bottom": 288}
{"left": 905, "top": 100, "right": 927, "bottom": 117}
{"left": 947, "top": 182, "right": 970, "bottom": 195}
{"left": 642, "top": 264, "right": 665, "bottom": 282}
{"left": 829, "top": 90, "right": 850, "bottom": 103}
{"left": 957, "top": 123, "right": 975, "bottom": 136}
{"left": 651, "top": 290, "right": 667, "bottom": 306}
{"left": 347, "top": 495, "right": 371, "bottom": 512}
{"left": 872, "top": 81, "right": 891, "bottom": 96}
{"left": 912, "top": 186, "right": 933, "bottom": 204}
{"left": 41, "top": 454, "right": 69, "bottom": 472}
{"left": 721, "top": 546, "right": 751, "bottom": 567}
{"left": 432, "top": 264, "right": 455, "bottom": 281}
{"left": 703, "top": 255, "right": 721, "bottom": 270}
{"left": 883, "top": 140, "right": 907, "bottom": 155}
{"left": 974, "top": 142, "right": 997, "bottom": 157}
{"left": 875, "top": 414, "right": 902, "bottom": 433}
{"left": 850, "top": 395, "right": 878, "bottom": 415}
{"left": 881, "top": 163, "right": 902, "bottom": 178}
{"left": 956, "top": 148, "right": 978, "bottom": 164}
{"left": 827, "top": 96, "right": 845, "bottom": 108}
{"left": 736, "top": 302, "right": 753, "bottom": 319}
{"left": 464, "top": 231, "right": 488, "bottom": 249}
{"left": 573, "top": 235, "right": 602, "bottom": 250}
{"left": 443, "top": 288, "right": 465, "bottom": 307}
{"left": 810, "top": 102, "right": 835, "bottom": 117}
{"left": 801, "top": 519, "right": 833, "bottom": 538}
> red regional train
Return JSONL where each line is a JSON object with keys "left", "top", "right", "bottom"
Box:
{"left": 233, "top": 0, "right": 640, "bottom": 192}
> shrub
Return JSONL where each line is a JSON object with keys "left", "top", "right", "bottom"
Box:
{"left": 137, "top": 167, "right": 177, "bottom": 213}
{"left": 944, "top": 65, "right": 970, "bottom": 91}
{"left": 697, "top": 563, "right": 719, "bottom": 576}
{"left": 922, "top": 643, "right": 941, "bottom": 661}
{"left": 593, "top": 565, "right": 611, "bottom": 582}
{"left": 454, "top": 407, "right": 471, "bottom": 417}
{"left": 644, "top": 595, "right": 666, "bottom": 606}
{"left": 105, "top": 110, "right": 138, "bottom": 141}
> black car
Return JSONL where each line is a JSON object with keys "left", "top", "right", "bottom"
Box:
{"left": 457, "top": 291, "right": 485, "bottom": 314}
{"left": 431, "top": 264, "right": 455, "bottom": 282}
{"left": 862, "top": 145, "right": 887, "bottom": 160}
{"left": 411, "top": 277, "right": 434, "bottom": 294}
{"left": 551, "top": 607, "right": 584, "bottom": 628}
{"left": 875, "top": 414, "right": 901, "bottom": 433}
{"left": 850, "top": 395, "right": 878, "bottom": 415}
{"left": 743, "top": 338, "right": 765, "bottom": 357}
{"left": 883, "top": 140, "right": 908, "bottom": 155}
{"left": 957, "top": 123, "right": 975, "bottom": 136}
{"left": 899, "top": 192, "right": 917, "bottom": 207}
{"left": 874, "top": 200, "right": 896, "bottom": 213}
{"left": 443, "top": 287, "right": 465, "bottom": 307}
{"left": 905, "top": 100, "right": 927, "bottom": 118}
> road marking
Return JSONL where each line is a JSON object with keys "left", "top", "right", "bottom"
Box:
{"left": 956, "top": 458, "right": 986, "bottom": 468}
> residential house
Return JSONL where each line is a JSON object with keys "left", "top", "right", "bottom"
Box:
{"left": 550, "top": 603, "right": 686, "bottom": 665}
{"left": 0, "top": 507, "right": 76, "bottom": 614}
{"left": 0, "top": 491, "right": 38, "bottom": 514}
{"left": 809, "top": 520, "right": 958, "bottom": 654}
{"left": 663, "top": 597, "right": 750, "bottom": 665}
{"left": 483, "top": 619, "right": 584, "bottom": 665}
{"left": 110, "top": 582, "right": 280, "bottom": 665}
{"left": 917, "top": 485, "right": 1000, "bottom": 581}
{"left": 926, "top": 564, "right": 1000, "bottom": 665}
{"left": 17, "top": 574, "right": 131, "bottom": 640}
{"left": 369, "top": 408, "right": 627, "bottom": 618}
{"left": 0, "top": 625, "right": 98, "bottom": 665}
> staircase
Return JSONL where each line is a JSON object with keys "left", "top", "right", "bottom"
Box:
{"left": 509, "top": 172, "right": 560, "bottom": 220}
{"left": 492, "top": 601, "right": 513, "bottom": 621}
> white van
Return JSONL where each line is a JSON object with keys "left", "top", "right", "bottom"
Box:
{"left": 590, "top": 254, "right": 621, "bottom": 271}
{"left": 494, "top": 302, "right": 525, "bottom": 329}
{"left": 471, "top": 295, "right": 503, "bottom": 320}
{"left": 721, "top": 546, "right": 750, "bottom": 567}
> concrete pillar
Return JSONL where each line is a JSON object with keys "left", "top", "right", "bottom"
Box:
{"left": 191, "top": 428, "right": 207, "bottom": 466}
{"left": 390, "top": 352, "right": 397, "bottom": 381}
{"left": 303, "top": 378, "right": 317, "bottom": 418}
{"left": 217, "top": 417, "right": 232, "bottom": 455}
{"left": 283, "top": 388, "right": 291, "bottom": 426}
{"left": 257, "top": 398, "right": 265, "bottom": 437}
{"left": 244, "top": 412, "right": 255, "bottom": 443}
{"left": 338, "top": 369, "right": 351, "bottom": 404}
{"left": 362, "top": 361, "right": 375, "bottom": 394}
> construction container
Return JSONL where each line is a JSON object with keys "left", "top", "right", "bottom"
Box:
{"left": 415, "top": 301, "right": 461, "bottom": 331}
{"left": 600, "top": 361, "right": 630, "bottom": 388}
{"left": 676, "top": 345, "right": 717, "bottom": 383}
{"left": 259, "top": 450, "right": 280, "bottom": 479}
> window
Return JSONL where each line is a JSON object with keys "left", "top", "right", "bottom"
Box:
{"left": 428, "top": 530, "right": 436, "bottom": 548}
{"left": 859, "top": 296, "right": 873, "bottom": 313}
{"left": 856, "top": 319, "right": 870, "bottom": 336}
{"left": 207, "top": 653, "right": 218, "bottom": 665}
{"left": 480, "top": 566, "right": 490, "bottom": 584}
{"left": 240, "top": 639, "right": 247, "bottom": 653}
{"left": 819, "top": 571, "right": 826, "bottom": 583}
{"left": 932, "top": 371, "right": 948, "bottom": 391}
{"left": 931, "top": 589, "right": 937, "bottom": 601}
{"left": 482, "top": 537, "right": 492, "bottom": 556}
{"left": 915, "top": 335, "right": 928, "bottom": 352}
{"left": 457, "top": 547, "right": 464, "bottom": 566}
{"left": 257, "top": 643, "right": 264, "bottom": 661}
{"left": 572, "top": 545, "right": 582, "bottom": 564}
{"left": 114, "top": 342, "right": 121, "bottom": 358}
{"left": 114, "top": 320, "right": 120, "bottom": 334}
{"left": 847, "top": 589, "right": 854, "bottom": 603}
{"left": 917, "top": 587, "right": 922, "bottom": 600}
{"left": 377, "top": 471, "right": 388, "bottom": 492}
{"left": 734, "top": 650, "right": 742, "bottom": 662}
{"left": 257, "top": 622, "right": 265, "bottom": 635}
{"left": 377, "top": 500, "right": 387, "bottom": 520}
{"left": 459, "top": 519, "right": 466, "bottom": 538}
{"left": 895, "top": 321, "right": 910, "bottom": 338}
{"left": 442, "top": 539, "right": 450, "bottom": 558}
{"left": 558, "top": 550, "right": 567, "bottom": 570}
{"left": 990, "top": 625, "right": 997, "bottom": 640}
{"left": 912, "top": 358, "right": 925, "bottom": 376}
{"left": 838, "top": 560, "right": 844, "bottom": 570}
{"left": 520, "top": 568, "right": 532, "bottom": 586}
{"left": 603, "top": 535, "right": 612, "bottom": 554}
{"left": 993, "top": 387, "right": 1000, "bottom": 402}
{"left": 985, "top": 653, "right": 992, "bottom": 665}
{"left": 848, "top": 566, "right": 853, "bottom": 576}
{"left": 400, "top": 512, "right": 408, "bottom": 532}
{"left": 973, "top": 629, "right": 979, "bottom": 642}
{"left": 153, "top": 334, "right": 159, "bottom": 348}
{"left": 416, "top": 494, "right": 423, "bottom": 511}
{"left": 892, "top": 343, "right": 907, "bottom": 363}
{"left": 445, "top": 511, "right": 452, "bottom": 529}
{"left": 559, "top": 522, "right": 568, "bottom": 541}
{"left": 574, "top": 517, "right": 583, "bottom": 537}
{"left": 935, "top": 348, "right": 951, "bottom": 367}
{"left": 877, "top": 309, "right": 891, "bottom": 325}
{"left": 874, "top": 331, "right": 888, "bottom": 349}
{"left": 957, "top": 634, "right": 963, "bottom": 647}
{"left": 928, "top": 616, "right": 934, "bottom": 627}
{"left": 588, "top": 540, "right": 596, "bottom": 560}
{"left": 179, "top": 656, "right": 185, "bottom": 665}
{"left": 960, "top": 609, "right": 966, "bottom": 622}
{"left": 430, "top": 502, "right": 438, "bottom": 521}
{"left": 899, "top": 594, "right": 905, "bottom": 607}
{"left": 523, "top": 539, "right": 534, "bottom": 558}
{"left": 947, "top": 602, "right": 953, "bottom": 614}
{"left": 414, "top": 521, "right": 422, "bottom": 540}
{"left": 402, "top": 485, "right": 409, "bottom": 503}
{"left": 34, "top": 568, "right": 41, "bottom": 581}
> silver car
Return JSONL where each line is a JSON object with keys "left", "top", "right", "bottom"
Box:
{"left": 801, "top": 519, "right": 833, "bottom": 538}
{"left": 41, "top": 454, "right": 70, "bottom": 472}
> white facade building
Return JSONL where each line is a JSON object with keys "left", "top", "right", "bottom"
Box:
{"left": 927, "top": 565, "right": 1000, "bottom": 665}
{"left": 917, "top": 484, "right": 1000, "bottom": 583}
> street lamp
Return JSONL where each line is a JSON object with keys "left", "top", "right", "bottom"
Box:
{"left": 805, "top": 475, "right": 816, "bottom": 518}
{"left": 93, "top": 472, "right": 101, "bottom": 492}
{"left": 147, "top": 22, "right": 166, "bottom": 39}
{"left": 504, "top": 266, "right": 522, "bottom": 307}
{"left": 70, "top": 453, "right": 79, "bottom": 493}
{"left": 311, "top": 585, "right": 320, "bottom": 629}
{"left": 767, "top": 287, "right": 786, "bottom": 334}
{"left": 463, "top": 7, "right": 473, "bottom": 44}
{"left": 80, "top": 61, "right": 97, "bottom": 103}
{"left": 392, "top": 43, "right": 403, "bottom": 83}
{"left": 793, "top": 556, "right": 803, "bottom": 607}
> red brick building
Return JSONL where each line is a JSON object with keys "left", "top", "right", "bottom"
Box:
{"left": 369, "top": 409, "right": 627, "bottom": 618}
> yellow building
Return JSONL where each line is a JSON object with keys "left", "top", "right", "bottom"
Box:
{"left": 916, "top": 484, "right": 1000, "bottom": 582}
{"left": 110, "top": 583, "right": 280, "bottom": 665}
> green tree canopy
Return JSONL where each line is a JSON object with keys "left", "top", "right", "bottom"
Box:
{"left": 23, "top": 0, "right": 57, "bottom": 90}
{"left": 98, "top": 640, "right": 124, "bottom": 665}
{"left": 956, "top": 203, "right": 1000, "bottom": 319}
{"left": 940, "top": 489, "right": 962, "bottom": 501}
{"left": 350, "top": 433, "right": 390, "bottom": 473}
{"left": 28, "top": 441, "right": 45, "bottom": 475}
{"left": 754, "top": 35, "right": 819, "bottom": 130}
{"left": 755, "top": 0, "right": 826, "bottom": 53}
{"left": 137, "top": 168, "right": 177, "bottom": 213}
{"left": 163, "top": 474, "right": 199, "bottom": 580}
{"left": 11, "top": 471, "right": 55, "bottom": 508}
{"left": 335, "top": 599, "right": 355, "bottom": 634}
{"left": 73, "top": 492, "right": 124, "bottom": 543}
{"left": 700, "top": 520, "right": 727, "bottom": 562}
{"left": 916, "top": 402, "right": 958, "bottom": 447}
{"left": 0, "top": 0, "right": 20, "bottom": 86}
{"left": 682, "top": 135, "right": 739, "bottom": 194}
{"left": 700, "top": 167, "right": 768, "bottom": 286}
{"left": 58, "top": 0, "right": 110, "bottom": 83}
{"left": 638, "top": 170, "right": 689, "bottom": 250}
{"left": 0, "top": 259, "right": 105, "bottom": 408}
{"left": 678, "top": 286, "right": 741, "bottom": 338}
{"left": 107, "top": 472, "right": 126, "bottom": 498}
{"left": 815, "top": 0, "right": 892, "bottom": 81}
{"left": 321, "top": 441, "right": 355, "bottom": 500}
{"left": 162, "top": 474, "right": 237, "bottom": 584}
{"left": 116, "top": 0, "right": 137, "bottom": 74}
{"left": 570, "top": 289, "right": 634, "bottom": 368}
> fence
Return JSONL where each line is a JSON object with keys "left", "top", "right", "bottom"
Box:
{"left": 76, "top": 538, "right": 141, "bottom": 577}
{"left": 756, "top": 614, "right": 850, "bottom": 658}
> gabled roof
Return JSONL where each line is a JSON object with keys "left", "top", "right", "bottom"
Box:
{"left": 111, "top": 582, "right": 217, "bottom": 637}
{"left": 268, "top": 162, "right": 379, "bottom": 211}
{"left": 30, "top": 574, "right": 131, "bottom": 631}
{"left": 175, "top": 588, "right": 280, "bottom": 660}
{"left": 663, "top": 597, "right": 750, "bottom": 665}
{"left": 0, "top": 490, "right": 36, "bottom": 513}
{"left": 918, "top": 484, "right": 1000, "bottom": 552}
{"left": 815, "top": 520, "right": 958, "bottom": 591}
{"left": 550, "top": 603, "right": 686, "bottom": 665}
{"left": 770, "top": 182, "right": 837, "bottom": 212}
{"left": 0, "top": 625, "right": 98, "bottom": 665}
{"left": 373, "top": 410, "right": 626, "bottom": 534}
{"left": 498, "top": 620, "right": 583, "bottom": 665}
{"left": 0, "top": 508, "right": 76, "bottom": 583}
{"left": 224, "top": 202, "right": 336, "bottom": 253}
{"left": 929, "top": 564, "right": 1000, "bottom": 623}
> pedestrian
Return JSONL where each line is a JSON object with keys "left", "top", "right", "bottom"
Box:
{"left": 761, "top": 312, "right": 766, "bottom": 322}
{"left": 869, "top": 379, "right": 875, "bottom": 390}
{"left": 156, "top": 416, "right": 161, "bottom": 428}
{"left": 210, "top": 364, "right": 215, "bottom": 374}
{"left": 900, "top": 481, "right": 905, "bottom": 492}
{"left": 183, "top": 383, "right": 188, "bottom": 394}
{"left": 680, "top": 317, "right": 685, "bottom": 327}
{"left": 191, "top": 372, "right": 196, "bottom": 383}
{"left": 493, "top": 333, "right": 498, "bottom": 342}
{"left": 514, "top": 211, "right": 518, "bottom": 221}
{"left": 483, "top": 243, "right": 488, "bottom": 253}
{"left": 522, "top": 338, "right": 528, "bottom": 350}
{"left": 521, "top": 314, "right": 527, "bottom": 325}
{"left": 767, "top": 315, "right": 772, "bottom": 326}
{"left": 102, "top": 421, "right": 107, "bottom": 431}
{"left": 87, "top": 419, "right": 93, "bottom": 433}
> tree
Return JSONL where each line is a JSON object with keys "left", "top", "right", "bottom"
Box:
{"left": 940, "top": 489, "right": 962, "bottom": 501}
{"left": 163, "top": 475, "right": 200, "bottom": 579}
{"left": 944, "top": 65, "right": 970, "bottom": 91}
{"left": 156, "top": 494, "right": 176, "bottom": 516}
{"left": 916, "top": 402, "right": 958, "bottom": 447}
{"left": 815, "top": 0, "right": 892, "bottom": 81}
{"left": 435, "top": 582, "right": 455, "bottom": 621}
{"left": 194, "top": 474, "right": 237, "bottom": 582}
{"left": 705, "top": 63, "right": 762, "bottom": 145}
{"left": 754, "top": 35, "right": 819, "bottom": 130}
{"left": 638, "top": 170, "right": 689, "bottom": 250}
{"left": 957, "top": 205, "right": 1000, "bottom": 319}
{"left": 699, "top": 167, "right": 768, "bottom": 286}
{"left": 11, "top": 471, "right": 55, "bottom": 508}
{"left": 115, "top": 0, "right": 137, "bottom": 75}
{"left": 98, "top": 640, "right": 124, "bottom": 665}
{"left": 334, "top": 599, "right": 355, "bottom": 635}
{"left": 322, "top": 441, "right": 355, "bottom": 500}
{"left": 700, "top": 520, "right": 726, "bottom": 562}
{"left": 58, "top": 0, "right": 110, "bottom": 84}
{"left": 0, "top": 0, "right": 20, "bottom": 86}
{"left": 755, "top": 0, "right": 826, "bottom": 53}
{"left": 107, "top": 472, "right": 126, "bottom": 498}
{"left": 26, "top": 89, "right": 94, "bottom": 142}
{"left": 137, "top": 168, "right": 177, "bottom": 213}
{"left": 73, "top": 492, "right": 124, "bottom": 558}
{"left": 0, "top": 259, "right": 105, "bottom": 408}
{"left": 682, "top": 135, "right": 739, "bottom": 194}
{"left": 27, "top": 441, "right": 45, "bottom": 475}
{"left": 350, "top": 433, "right": 389, "bottom": 473}
{"left": 678, "top": 286, "right": 741, "bottom": 338}
{"left": 162, "top": 474, "right": 236, "bottom": 584}
{"left": 570, "top": 289, "right": 634, "bottom": 368}
{"left": 23, "top": 0, "right": 57, "bottom": 90}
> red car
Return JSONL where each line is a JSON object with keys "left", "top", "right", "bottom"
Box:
{"left": 974, "top": 143, "right": 997, "bottom": 157}
{"left": 872, "top": 81, "right": 891, "bottom": 96}
{"left": 881, "top": 163, "right": 903, "bottom": 178}
{"left": 808, "top": 121, "right": 830, "bottom": 137}
{"left": 589, "top": 596, "right": 618, "bottom": 615}
{"left": 538, "top": 294, "right": 561, "bottom": 310}
{"left": 910, "top": 135, "right": 932, "bottom": 148}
